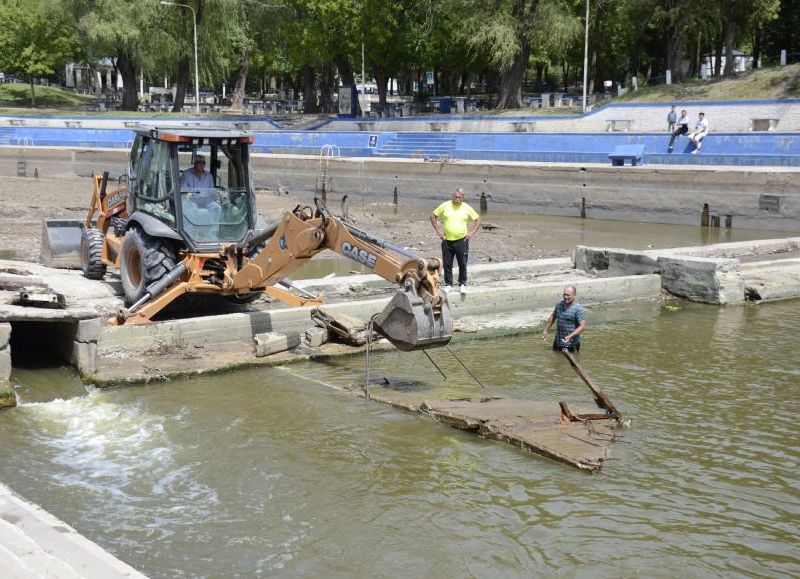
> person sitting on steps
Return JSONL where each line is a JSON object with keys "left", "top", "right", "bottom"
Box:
{"left": 688, "top": 112, "right": 709, "bottom": 154}
{"left": 668, "top": 109, "right": 689, "bottom": 151}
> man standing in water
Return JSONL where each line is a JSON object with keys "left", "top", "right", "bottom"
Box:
{"left": 540, "top": 285, "right": 586, "bottom": 352}
{"left": 430, "top": 188, "right": 481, "bottom": 295}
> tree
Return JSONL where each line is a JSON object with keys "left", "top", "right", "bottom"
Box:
{"left": 0, "top": 0, "right": 77, "bottom": 107}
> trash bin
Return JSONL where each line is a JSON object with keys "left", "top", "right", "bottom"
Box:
{"left": 439, "top": 98, "right": 453, "bottom": 114}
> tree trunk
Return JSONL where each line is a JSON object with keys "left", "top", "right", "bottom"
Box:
{"left": 231, "top": 46, "right": 248, "bottom": 110}
{"left": 752, "top": 26, "right": 761, "bottom": 68}
{"left": 116, "top": 48, "right": 139, "bottom": 111}
{"left": 334, "top": 53, "right": 362, "bottom": 115}
{"left": 28, "top": 77, "right": 36, "bottom": 108}
{"left": 172, "top": 57, "right": 189, "bottom": 112}
{"left": 714, "top": 35, "right": 723, "bottom": 77}
{"left": 496, "top": 44, "right": 529, "bottom": 108}
{"left": 497, "top": 0, "right": 537, "bottom": 109}
{"left": 374, "top": 67, "right": 389, "bottom": 105}
{"left": 722, "top": 3, "right": 738, "bottom": 77}
{"left": 301, "top": 66, "right": 318, "bottom": 113}
{"left": 320, "top": 62, "right": 335, "bottom": 113}
{"left": 666, "top": 32, "right": 682, "bottom": 82}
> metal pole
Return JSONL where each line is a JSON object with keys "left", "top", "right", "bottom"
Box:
{"left": 191, "top": 6, "right": 199, "bottom": 114}
{"left": 160, "top": 2, "right": 200, "bottom": 114}
{"left": 361, "top": 36, "right": 365, "bottom": 118}
{"left": 582, "top": 0, "right": 589, "bottom": 113}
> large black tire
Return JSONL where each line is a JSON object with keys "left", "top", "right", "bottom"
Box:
{"left": 119, "top": 227, "right": 177, "bottom": 305}
{"left": 80, "top": 228, "right": 107, "bottom": 280}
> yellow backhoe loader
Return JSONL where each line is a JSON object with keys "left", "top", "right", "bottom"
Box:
{"left": 42, "top": 127, "right": 451, "bottom": 351}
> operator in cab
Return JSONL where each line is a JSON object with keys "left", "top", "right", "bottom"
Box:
{"left": 180, "top": 154, "right": 219, "bottom": 211}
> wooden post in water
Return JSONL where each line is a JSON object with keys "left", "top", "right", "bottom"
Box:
{"left": 321, "top": 182, "right": 327, "bottom": 203}
{"left": 711, "top": 214, "right": 720, "bottom": 228}
{"left": 701, "top": 203, "right": 709, "bottom": 227}
{"left": 479, "top": 192, "right": 488, "bottom": 215}
{"left": 725, "top": 214, "right": 733, "bottom": 229}
{"left": 581, "top": 197, "right": 586, "bottom": 219}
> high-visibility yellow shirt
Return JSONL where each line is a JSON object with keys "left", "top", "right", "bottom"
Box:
{"left": 434, "top": 200, "right": 479, "bottom": 241}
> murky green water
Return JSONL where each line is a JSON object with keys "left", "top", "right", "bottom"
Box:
{"left": 0, "top": 300, "right": 798, "bottom": 577}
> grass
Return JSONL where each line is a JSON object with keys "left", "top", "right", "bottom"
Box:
{"left": 612, "top": 63, "right": 800, "bottom": 103}
{"left": 0, "top": 82, "right": 96, "bottom": 109}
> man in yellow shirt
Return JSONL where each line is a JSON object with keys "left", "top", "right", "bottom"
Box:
{"left": 430, "top": 188, "right": 482, "bottom": 295}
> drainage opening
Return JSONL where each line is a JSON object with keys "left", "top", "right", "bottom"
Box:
{"left": 10, "top": 321, "right": 78, "bottom": 369}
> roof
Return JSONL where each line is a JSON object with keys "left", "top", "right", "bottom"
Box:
{"left": 131, "top": 126, "right": 253, "bottom": 141}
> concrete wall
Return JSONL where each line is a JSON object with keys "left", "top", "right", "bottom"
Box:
{"left": 574, "top": 237, "right": 800, "bottom": 304}
{"left": 322, "top": 99, "right": 800, "bottom": 133}
{"left": 0, "top": 322, "right": 13, "bottom": 408}
{"left": 1, "top": 148, "right": 796, "bottom": 232}
{"left": 248, "top": 155, "right": 800, "bottom": 231}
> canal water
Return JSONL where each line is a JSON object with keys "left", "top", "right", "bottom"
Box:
{"left": 0, "top": 299, "right": 797, "bottom": 577}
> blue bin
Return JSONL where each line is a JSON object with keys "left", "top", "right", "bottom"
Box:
{"left": 439, "top": 98, "right": 453, "bottom": 114}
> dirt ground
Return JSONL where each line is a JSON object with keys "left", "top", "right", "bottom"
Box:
{"left": 0, "top": 174, "right": 560, "bottom": 265}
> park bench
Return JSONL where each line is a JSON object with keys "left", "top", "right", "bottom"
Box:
{"left": 750, "top": 118, "right": 779, "bottom": 131}
{"left": 606, "top": 119, "right": 634, "bottom": 132}
{"left": 609, "top": 144, "right": 645, "bottom": 166}
{"left": 510, "top": 121, "right": 535, "bottom": 132}
{"left": 428, "top": 121, "right": 449, "bottom": 132}
{"left": 355, "top": 121, "right": 377, "bottom": 131}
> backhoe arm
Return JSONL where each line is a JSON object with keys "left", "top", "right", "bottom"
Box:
{"left": 232, "top": 205, "right": 452, "bottom": 351}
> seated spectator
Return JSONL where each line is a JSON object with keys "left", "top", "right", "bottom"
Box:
{"left": 688, "top": 112, "right": 709, "bottom": 154}
{"left": 668, "top": 109, "right": 689, "bottom": 151}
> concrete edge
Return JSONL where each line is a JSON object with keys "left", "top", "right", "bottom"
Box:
{"left": 0, "top": 482, "right": 146, "bottom": 578}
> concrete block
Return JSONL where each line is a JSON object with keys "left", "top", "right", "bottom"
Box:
{"left": 70, "top": 341, "right": 97, "bottom": 375}
{"left": 254, "top": 331, "right": 301, "bottom": 357}
{"left": 0, "top": 347, "right": 10, "bottom": 383}
{"left": 574, "top": 246, "right": 659, "bottom": 277}
{"left": 0, "top": 323, "right": 10, "bottom": 348}
{"left": 75, "top": 318, "right": 101, "bottom": 342}
{"left": 658, "top": 256, "right": 744, "bottom": 304}
{"left": 305, "top": 326, "right": 329, "bottom": 348}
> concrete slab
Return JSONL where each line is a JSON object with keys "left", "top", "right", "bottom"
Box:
{"left": 0, "top": 482, "right": 146, "bottom": 578}
{"left": 742, "top": 258, "right": 800, "bottom": 301}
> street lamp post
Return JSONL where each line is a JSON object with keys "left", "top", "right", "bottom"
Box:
{"left": 582, "top": 0, "right": 589, "bottom": 113}
{"left": 160, "top": 1, "right": 200, "bottom": 115}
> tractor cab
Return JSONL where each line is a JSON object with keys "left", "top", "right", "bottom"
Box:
{"left": 127, "top": 127, "right": 258, "bottom": 252}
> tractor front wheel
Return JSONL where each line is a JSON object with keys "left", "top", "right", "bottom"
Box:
{"left": 80, "top": 228, "right": 107, "bottom": 280}
{"left": 119, "top": 227, "right": 177, "bottom": 305}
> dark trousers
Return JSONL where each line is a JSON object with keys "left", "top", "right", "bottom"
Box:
{"left": 669, "top": 125, "right": 688, "bottom": 148}
{"left": 441, "top": 238, "right": 468, "bottom": 286}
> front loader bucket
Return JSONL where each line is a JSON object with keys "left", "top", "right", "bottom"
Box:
{"left": 373, "top": 286, "right": 452, "bottom": 351}
{"left": 40, "top": 219, "right": 83, "bottom": 268}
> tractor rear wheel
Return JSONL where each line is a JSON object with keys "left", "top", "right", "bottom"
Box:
{"left": 120, "top": 227, "right": 177, "bottom": 305}
{"left": 80, "top": 228, "right": 107, "bottom": 280}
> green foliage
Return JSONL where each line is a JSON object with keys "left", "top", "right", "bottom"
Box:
{"left": 0, "top": 0, "right": 78, "bottom": 78}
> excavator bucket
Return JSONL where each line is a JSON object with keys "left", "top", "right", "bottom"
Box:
{"left": 40, "top": 219, "right": 83, "bottom": 268}
{"left": 373, "top": 286, "right": 453, "bottom": 351}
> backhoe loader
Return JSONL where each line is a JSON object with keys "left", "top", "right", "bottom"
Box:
{"left": 41, "top": 127, "right": 451, "bottom": 351}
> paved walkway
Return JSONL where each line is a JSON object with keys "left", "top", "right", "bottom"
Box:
{"left": 0, "top": 482, "right": 146, "bottom": 578}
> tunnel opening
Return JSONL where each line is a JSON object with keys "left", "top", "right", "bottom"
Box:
{"left": 8, "top": 320, "right": 87, "bottom": 403}
{"left": 9, "top": 321, "right": 78, "bottom": 369}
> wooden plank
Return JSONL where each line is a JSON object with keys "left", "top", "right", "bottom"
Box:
{"left": 561, "top": 350, "right": 621, "bottom": 420}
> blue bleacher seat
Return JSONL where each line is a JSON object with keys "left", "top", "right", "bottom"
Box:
{"left": 609, "top": 144, "right": 645, "bottom": 166}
